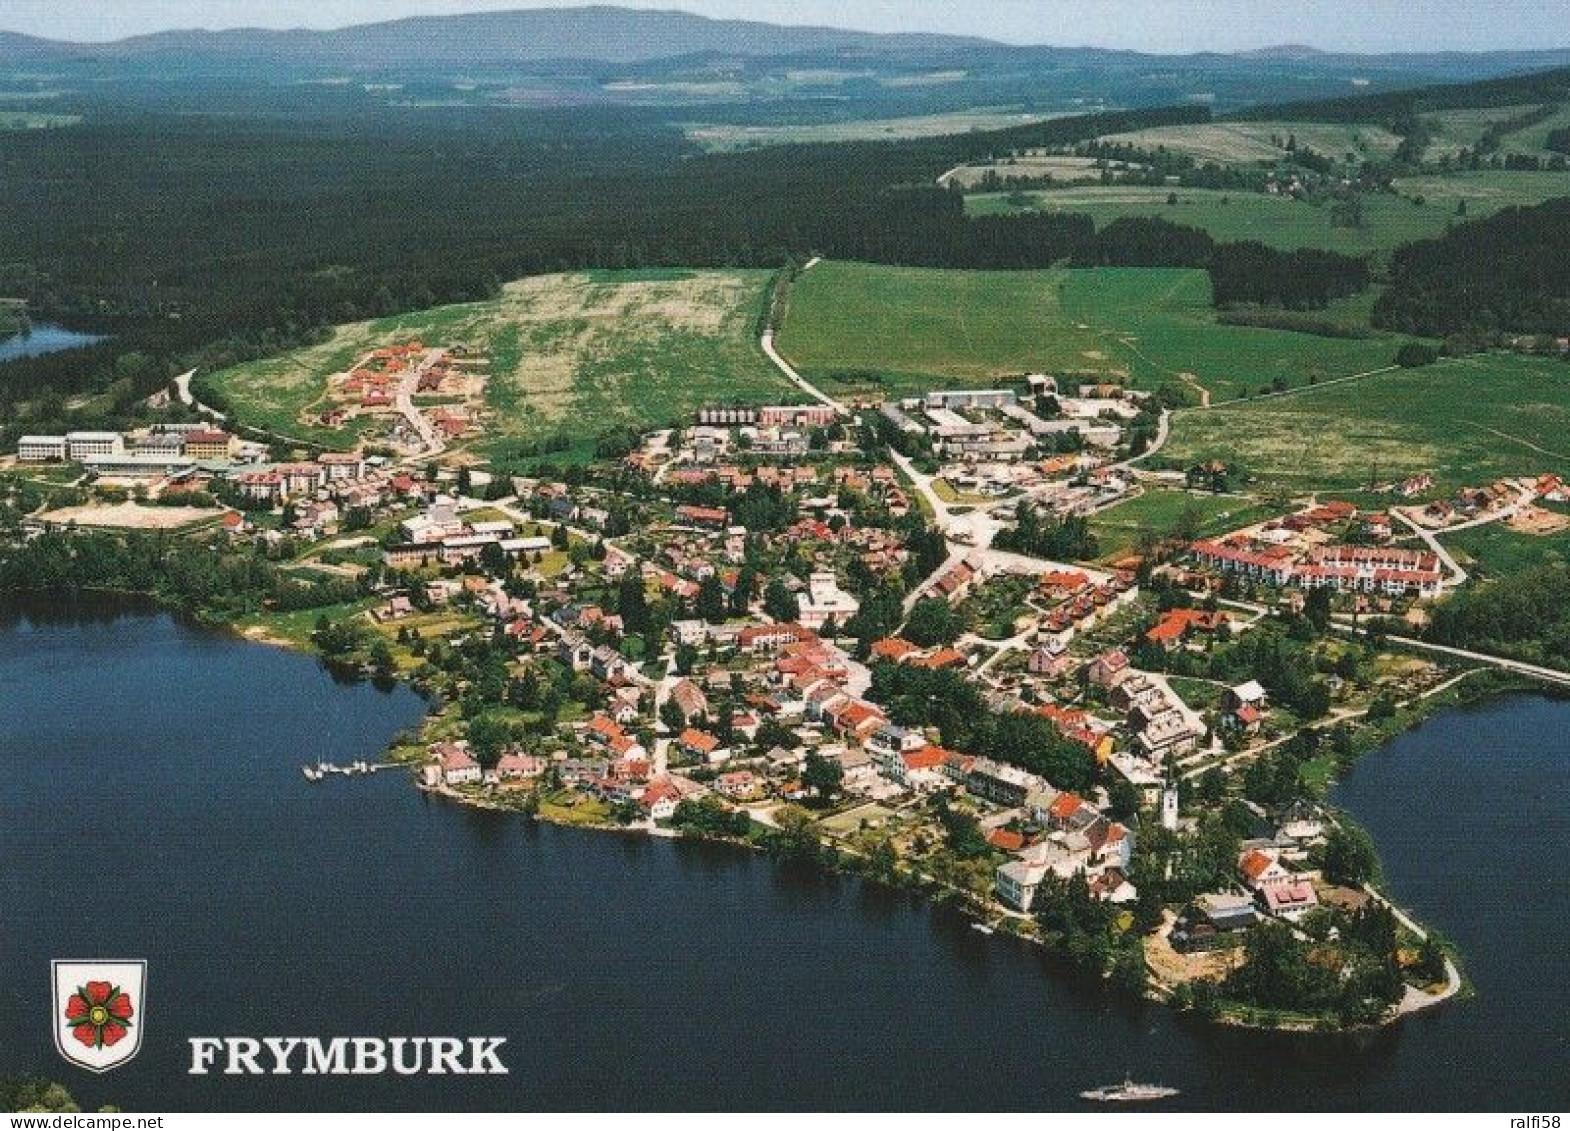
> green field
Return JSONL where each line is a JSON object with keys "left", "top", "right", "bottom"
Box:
{"left": 686, "top": 107, "right": 1064, "bottom": 151}
{"left": 1496, "top": 105, "right": 1570, "bottom": 157}
{"left": 776, "top": 262, "right": 1400, "bottom": 402}
{"left": 1098, "top": 120, "right": 1403, "bottom": 166}
{"left": 208, "top": 269, "right": 793, "bottom": 458}
{"left": 1389, "top": 170, "right": 1570, "bottom": 216}
{"left": 1089, "top": 488, "right": 1285, "bottom": 559}
{"left": 1422, "top": 105, "right": 1539, "bottom": 159}
{"left": 966, "top": 186, "right": 1462, "bottom": 255}
{"left": 1443, "top": 520, "right": 1570, "bottom": 579}
{"left": 1161, "top": 354, "right": 1570, "bottom": 492}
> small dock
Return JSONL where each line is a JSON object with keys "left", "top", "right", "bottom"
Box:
{"left": 301, "top": 760, "right": 401, "bottom": 783}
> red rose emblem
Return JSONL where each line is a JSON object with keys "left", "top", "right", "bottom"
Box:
{"left": 63, "top": 980, "right": 134, "bottom": 1049}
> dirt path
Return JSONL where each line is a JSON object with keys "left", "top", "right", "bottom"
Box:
{"left": 760, "top": 258, "right": 847, "bottom": 416}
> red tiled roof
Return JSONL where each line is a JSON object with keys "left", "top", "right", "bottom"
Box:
{"left": 679, "top": 728, "right": 720, "bottom": 754}
{"left": 987, "top": 829, "right": 1025, "bottom": 853}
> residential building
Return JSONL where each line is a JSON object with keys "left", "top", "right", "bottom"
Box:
{"left": 18, "top": 435, "right": 67, "bottom": 462}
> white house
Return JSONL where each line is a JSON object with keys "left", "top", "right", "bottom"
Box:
{"left": 435, "top": 742, "right": 481, "bottom": 786}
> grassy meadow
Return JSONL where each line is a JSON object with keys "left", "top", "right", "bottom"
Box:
{"left": 776, "top": 261, "right": 1399, "bottom": 402}
{"left": 1097, "top": 120, "right": 1403, "bottom": 166}
{"left": 687, "top": 107, "right": 1064, "bottom": 151}
{"left": 1088, "top": 489, "right": 1287, "bottom": 559}
{"left": 966, "top": 185, "right": 1467, "bottom": 256}
{"left": 1161, "top": 354, "right": 1570, "bottom": 492}
{"left": 207, "top": 269, "right": 792, "bottom": 459}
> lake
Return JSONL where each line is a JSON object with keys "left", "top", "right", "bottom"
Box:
{"left": 2, "top": 600, "right": 1567, "bottom": 1111}
{"left": 0, "top": 322, "right": 106, "bottom": 363}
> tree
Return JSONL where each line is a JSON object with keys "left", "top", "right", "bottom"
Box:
{"left": 659, "top": 696, "right": 687, "bottom": 734}
{"left": 935, "top": 799, "right": 990, "bottom": 859}
{"left": 696, "top": 573, "right": 726, "bottom": 624}
{"left": 1396, "top": 341, "right": 1440, "bottom": 368}
{"left": 0, "top": 1077, "right": 85, "bottom": 1113}
{"left": 1304, "top": 586, "right": 1333, "bottom": 633}
{"left": 466, "top": 714, "right": 514, "bottom": 769}
{"left": 367, "top": 637, "right": 398, "bottom": 680}
{"left": 904, "top": 597, "right": 964, "bottom": 647}
{"left": 763, "top": 576, "right": 799, "bottom": 623}
{"left": 1106, "top": 776, "right": 1142, "bottom": 822}
{"left": 802, "top": 750, "right": 844, "bottom": 802}
{"left": 1322, "top": 823, "right": 1378, "bottom": 886}
{"left": 617, "top": 571, "right": 651, "bottom": 638}
{"left": 756, "top": 716, "right": 799, "bottom": 751}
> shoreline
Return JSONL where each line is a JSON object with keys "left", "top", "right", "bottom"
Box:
{"left": 416, "top": 765, "right": 1463, "bottom": 1034}
{"left": 0, "top": 587, "right": 1490, "bottom": 1032}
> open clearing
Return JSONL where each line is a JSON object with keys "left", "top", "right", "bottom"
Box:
{"left": 686, "top": 108, "right": 1066, "bottom": 151}
{"left": 1444, "top": 515, "right": 1570, "bottom": 578}
{"left": 0, "top": 111, "right": 80, "bottom": 130}
{"left": 1161, "top": 354, "right": 1570, "bottom": 492}
{"left": 1097, "top": 120, "right": 1402, "bottom": 166}
{"left": 1088, "top": 489, "right": 1285, "bottom": 560}
{"left": 207, "top": 269, "right": 791, "bottom": 460}
{"left": 1421, "top": 104, "right": 1541, "bottom": 159}
{"left": 966, "top": 185, "right": 1465, "bottom": 255}
{"left": 1389, "top": 169, "right": 1570, "bottom": 215}
{"left": 38, "top": 502, "right": 223, "bottom": 530}
{"left": 941, "top": 154, "right": 1137, "bottom": 190}
{"left": 776, "top": 262, "right": 1398, "bottom": 402}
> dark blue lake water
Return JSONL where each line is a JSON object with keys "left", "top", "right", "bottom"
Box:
{"left": 1, "top": 600, "right": 1566, "bottom": 1111}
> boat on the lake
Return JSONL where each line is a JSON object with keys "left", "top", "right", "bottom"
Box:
{"left": 1079, "top": 1078, "right": 1179, "bottom": 1103}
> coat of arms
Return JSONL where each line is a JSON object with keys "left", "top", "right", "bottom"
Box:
{"left": 52, "top": 960, "right": 146, "bottom": 1072}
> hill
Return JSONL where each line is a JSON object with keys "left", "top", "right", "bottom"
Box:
{"left": 2, "top": 8, "right": 984, "bottom": 69}
{"left": 203, "top": 268, "right": 790, "bottom": 465}
{"left": 6, "top": 8, "right": 1569, "bottom": 92}
{"left": 775, "top": 262, "right": 1397, "bottom": 402}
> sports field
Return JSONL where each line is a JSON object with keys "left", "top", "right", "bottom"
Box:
{"left": 1160, "top": 354, "right": 1570, "bottom": 492}
{"left": 776, "top": 261, "right": 1398, "bottom": 402}
{"left": 207, "top": 269, "right": 791, "bottom": 458}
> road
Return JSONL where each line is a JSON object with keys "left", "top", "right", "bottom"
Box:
{"left": 760, "top": 257, "right": 848, "bottom": 416}
{"left": 1203, "top": 364, "right": 1401, "bottom": 411}
{"left": 1390, "top": 481, "right": 1539, "bottom": 591}
{"left": 1390, "top": 508, "right": 1468, "bottom": 589}
{"left": 890, "top": 446, "right": 1115, "bottom": 616}
{"left": 172, "top": 368, "right": 227, "bottom": 422}
{"left": 393, "top": 350, "right": 448, "bottom": 464}
{"left": 1329, "top": 620, "right": 1570, "bottom": 689}
{"left": 1113, "top": 407, "right": 1171, "bottom": 471}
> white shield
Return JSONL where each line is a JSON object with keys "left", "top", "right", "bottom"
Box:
{"left": 52, "top": 960, "right": 147, "bottom": 1073}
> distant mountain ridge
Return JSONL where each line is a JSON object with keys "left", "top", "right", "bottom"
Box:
{"left": 0, "top": 7, "right": 989, "bottom": 67}
{"left": 4, "top": 6, "right": 1569, "bottom": 76}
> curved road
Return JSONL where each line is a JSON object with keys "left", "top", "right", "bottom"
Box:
{"left": 760, "top": 257, "right": 849, "bottom": 417}
{"left": 172, "top": 368, "right": 227, "bottom": 422}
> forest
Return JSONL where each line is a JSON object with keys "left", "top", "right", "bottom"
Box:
{"left": 1425, "top": 563, "right": 1570, "bottom": 669}
{"left": 4, "top": 60, "right": 1569, "bottom": 442}
{"left": 0, "top": 100, "right": 1205, "bottom": 427}
{"left": 1374, "top": 197, "right": 1570, "bottom": 338}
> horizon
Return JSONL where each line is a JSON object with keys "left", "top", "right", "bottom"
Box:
{"left": 4, "top": 0, "right": 1570, "bottom": 56}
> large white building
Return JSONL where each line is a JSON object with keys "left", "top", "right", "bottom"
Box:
{"left": 66, "top": 432, "right": 125, "bottom": 461}
{"left": 17, "top": 436, "right": 67, "bottom": 462}
{"left": 797, "top": 571, "right": 860, "bottom": 631}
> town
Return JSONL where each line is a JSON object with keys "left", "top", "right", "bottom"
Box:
{"left": 11, "top": 354, "right": 1554, "bottom": 1030}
